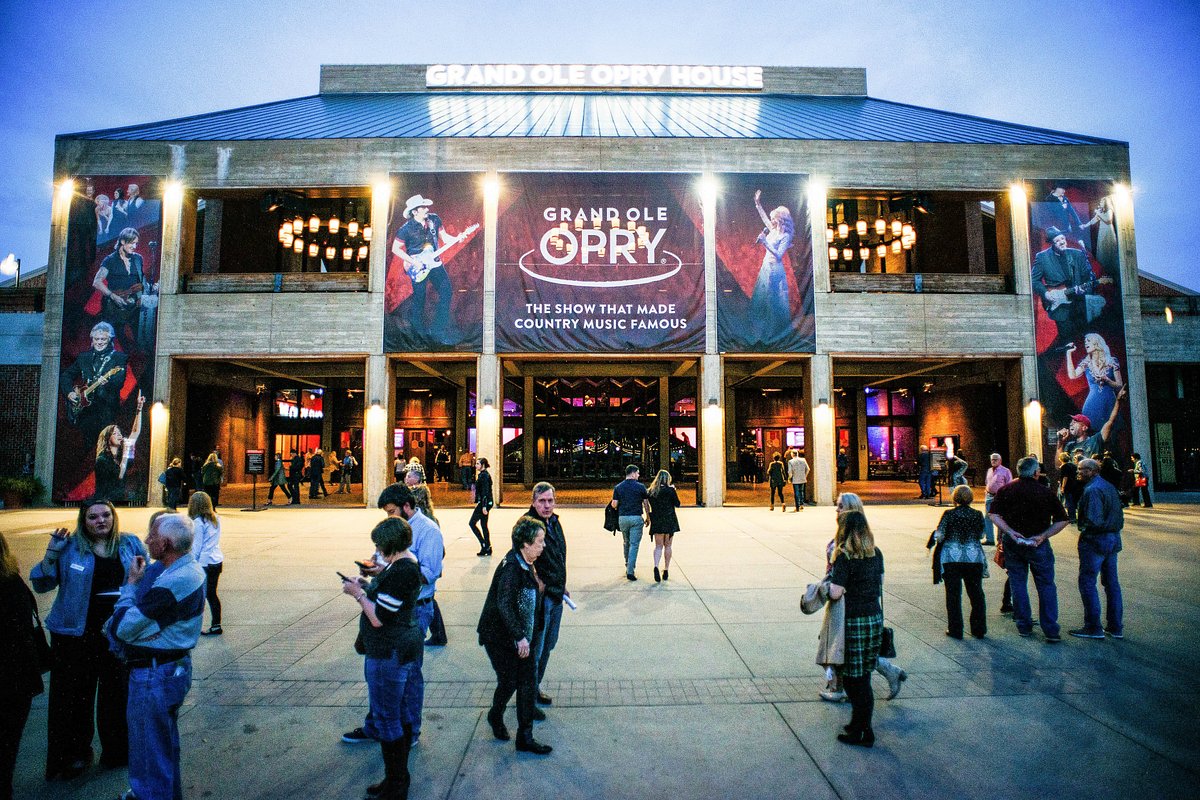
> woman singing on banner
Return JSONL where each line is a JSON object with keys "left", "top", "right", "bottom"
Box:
{"left": 1065, "top": 333, "right": 1123, "bottom": 428}
{"left": 749, "top": 190, "right": 794, "bottom": 342}
{"left": 93, "top": 392, "right": 144, "bottom": 503}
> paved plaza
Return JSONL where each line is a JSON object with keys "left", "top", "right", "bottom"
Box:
{"left": 4, "top": 498, "right": 1199, "bottom": 799}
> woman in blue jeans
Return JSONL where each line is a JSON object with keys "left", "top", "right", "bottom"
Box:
{"left": 342, "top": 517, "right": 423, "bottom": 800}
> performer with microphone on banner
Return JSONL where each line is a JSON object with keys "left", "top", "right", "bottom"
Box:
{"left": 748, "top": 189, "right": 794, "bottom": 343}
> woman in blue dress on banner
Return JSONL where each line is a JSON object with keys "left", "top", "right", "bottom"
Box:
{"left": 748, "top": 190, "right": 794, "bottom": 343}
{"left": 1066, "top": 333, "right": 1123, "bottom": 428}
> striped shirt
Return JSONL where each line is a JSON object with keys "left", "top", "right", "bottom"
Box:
{"left": 112, "top": 552, "right": 205, "bottom": 661}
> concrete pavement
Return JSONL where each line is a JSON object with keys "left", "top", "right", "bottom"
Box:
{"left": 3, "top": 499, "right": 1198, "bottom": 799}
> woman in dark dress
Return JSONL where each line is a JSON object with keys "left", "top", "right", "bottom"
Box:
{"left": 932, "top": 485, "right": 988, "bottom": 639}
{"left": 0, "top": 531, "right": 46, "bottom": 800}
{"left": 827, "top": 510, "right": 884, "bottom": 747}
{"left": 163, "top": 457, "right": 186, "bottom": 509}
{"left": 647, "top": 469, "right": 681, "bottom": 583}
{"left": 470, "top": 457, "right": 495, "bottom": 556}
{"left": 341, "top": 517, "right": 423, "bottom": 800}
{"left": 29, "top": 500, "right": 147, "bottom": 779}
{"left": 477, "top": 517, "right": 552, "bottom": 755}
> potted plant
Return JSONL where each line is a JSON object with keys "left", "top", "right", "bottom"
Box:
{"left": 0, "top": 475, "right": 46, "bottom": 508}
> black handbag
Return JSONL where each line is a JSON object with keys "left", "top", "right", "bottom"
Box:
{"left": 603, "top": 502, "right": 619, "bottom": 533}
{"left": 879, "top": 626, "right": 897, "bottom": 659}
{"left": 28, "top": 586, "right": 52, "bottom": 673}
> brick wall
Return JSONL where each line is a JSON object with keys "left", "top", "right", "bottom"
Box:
{"left": 0, "top": 365, "right": 41, "bottom": 475}
{"left": 917, "top": 383, "right": 1011, "bottom": 475}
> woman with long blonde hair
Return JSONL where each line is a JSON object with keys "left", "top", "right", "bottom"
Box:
{"left": 30, "top": 499, "right": 147, "bottom": 779}
{"left": 827, "top": 510, "right": 884, "bottom": 747}
{"left": 188, "top": 491, "right": 225, "bottom": 635}
{"left": 93, "top": 391, "right": 144, "bottom": 503}
{"left": 647, "top": 469, "right": 681, "bottom": 582}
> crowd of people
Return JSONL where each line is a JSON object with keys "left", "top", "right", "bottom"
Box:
{"left": 0, "top": 445, "right": 1140, "bottom": 798}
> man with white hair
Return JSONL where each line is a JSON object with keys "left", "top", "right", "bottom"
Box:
{"left": 1070, "top": 458, "right": 1125, "bottom": 640}
{"left": 111, "top": 512, "right": 206, "bottom": 800}
{"left": 982, "top": 453, "right": 1012, "bottom": 546}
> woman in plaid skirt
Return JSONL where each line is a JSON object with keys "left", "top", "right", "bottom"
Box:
{"left": 827, "top": 510, "right": 884, "bottom": 747}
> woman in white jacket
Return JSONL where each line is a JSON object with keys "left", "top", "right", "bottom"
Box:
{"left": 188, "top": 491, "right": 225, "bottom": 635}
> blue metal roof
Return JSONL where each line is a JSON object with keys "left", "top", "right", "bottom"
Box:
{"left": 61, "top": 92, "right": 1120, "bottom": 146}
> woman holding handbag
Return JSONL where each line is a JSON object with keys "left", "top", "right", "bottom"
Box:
{"left": 0, "top": 530, "right": 46, "bottom": 800}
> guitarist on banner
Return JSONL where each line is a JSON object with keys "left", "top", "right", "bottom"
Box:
{"left": 1031, "top": 226, "right": 1111, "bottom": 346}
{"left": 59, "top": 321, "right": 129, "bottom": 452}
{"left": 391, "top": 194, "right": 478, "bottom": 346}
{"left": 93, "top": 227, "right": 146, "bottom": 349}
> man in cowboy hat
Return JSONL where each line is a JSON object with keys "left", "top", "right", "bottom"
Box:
{"left": 392, "top": 194, "right": 466, "bottom": 345}
{"left": 1031, "top": 225, "right": 1099, "bottom": 344}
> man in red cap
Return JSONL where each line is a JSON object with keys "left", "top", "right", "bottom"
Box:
{"left": 1057, "top": 387, "right": 1125, "bottom": 462}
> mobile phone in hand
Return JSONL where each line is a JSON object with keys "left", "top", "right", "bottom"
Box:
{"left": 354, "top": 560, "right": 375, "bottom": 571}
{"left": 336, "top": 571, "right": 353, "bottom": 582}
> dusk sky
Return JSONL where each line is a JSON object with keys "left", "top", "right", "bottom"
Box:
{"left": 1, "top": 0, "right": 1197, "bottom": 290}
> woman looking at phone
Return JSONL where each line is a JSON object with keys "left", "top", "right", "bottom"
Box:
{"left": 30, "top": 499, "right": 147, "bottom": 780}
{"left": 341, "top": 517, "right": 422, "bottom": 800}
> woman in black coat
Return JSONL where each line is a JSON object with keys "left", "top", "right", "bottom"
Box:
{"left": 0, "top": 531, "right": 45, "bottom": 800}
{"left": 469, "top": 457, "right": 495, "bottom": 556}
{"left": 647, "top": 469, "right": 681, "bottom": 583}
{"left": 477, "top": 517, "right": 552, "bottom": 755}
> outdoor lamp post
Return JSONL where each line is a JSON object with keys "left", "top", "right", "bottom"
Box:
{"left": 0, "top": 254, "right": 20, "bottom": 287}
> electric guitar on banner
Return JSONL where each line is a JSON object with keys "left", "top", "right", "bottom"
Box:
{"left": 395, "top": 224, "right": 480, "bottom": 283}
{"left": 1043, "top": 276, "right": 1113, "bottom": 312}
{"left": 67, "top": 367, "right": 123, "bottom": 423}
{"left": 102, "top": 282, "right": 144, "bottom": 322}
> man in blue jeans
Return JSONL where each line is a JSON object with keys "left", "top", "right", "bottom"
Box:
{"left": 111, "top": 513, "right": 206, "bottom": 800}
{"left": 988, "top": 456, "right": 1070, "bottom": 642}
{"left": 1070, "top": 458, "right": 1124, "bottom": 639}
{"left": 525, "top": 482, "right": 568, "bottom": 708}
{"left": 611, "top": 465, "right": 651, "bottom": 581}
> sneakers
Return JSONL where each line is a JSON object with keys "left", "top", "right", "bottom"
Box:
{"left": 1044, "top": 634, "right": 1063, "bottom": 643}
{"left": 1069, "top": 628, "right": 1105, "bottom": 640}
{"left": 626, "top": 573, "right": 637, "bottom": 581}
{"left": 200, "top": 625, "right": 223, "bottom": 636}
{"left": 342, "top": 727, "right": 375, "bottom": 744}
{"left": 819, "top": 689, "right": 848, "bottom": 703}
{"left": 1106, "top": 629, "right": 1125, "bottom": 640}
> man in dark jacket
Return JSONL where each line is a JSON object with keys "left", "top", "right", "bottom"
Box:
{"left": 1070, "top": 458, "right": 1125, "bottom": 640}
{"left": 288, "top": 453, "right": 303, "bottom": 505}
{"left": 309, "top": 449, "right": 326, "bottom": 499}
{"left": 524, "top": 482, "right": 568, "bottom": 708}
{"left": 59, "top": 321, "right": 129, "bottom": 450}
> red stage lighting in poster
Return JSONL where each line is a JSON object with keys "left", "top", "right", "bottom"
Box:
{"left": 495, "top": 173, "right": 705, "bottom": 353}
{"left": 54, "top": 176, "right": 163, "bottom": 504}
{"left": 384, "top": 173, "right": 484, "bottom": 352}
{"left": 715, "top": 174, "right": 815, "bottom": 353}
{"left": 1028, "top": 179, "right": 1131, "bottom": 468}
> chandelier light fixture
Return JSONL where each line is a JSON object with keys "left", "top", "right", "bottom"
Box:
{"left": 826, "top": 198, "right": 918, "bottom": 269}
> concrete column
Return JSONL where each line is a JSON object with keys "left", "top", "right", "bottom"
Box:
{"left": 1005, "top": 359, "right": 1026, "bottom": 466}
{"left": 699, "top": 353, "right": 725, "bottom": 507}
{"left": 698, "top": 175, "right": 724, "bottom": 506}
{"left": 1112, "top": 185, "right": 1151, "bottom": 489}
{"left": 809, "top": 180, "right": 831, "bottom": 294}
{"left": 658, "top": 377, "right": 670, "bottom": 472}
{"left": 369, "top": 178, "right": 391, "bottom": 296}
{"left": 455, "top": 384, "right": 467, "bottom": 465}
{"left": 1009, "top": 185, "right": 1032, "bottom": 298}
{"left": 34, "top": 179, "right": 74, "bottom": 501}
{"left": 363, "top": 354, "right": 391, "bottom": 506}
{"left": 809, "top": 354, "right": 835, "bottom": 504}
{"left": 855, "top": 385, "right": 868, "bottom": 480}
{"left": 1020, "top": 353, "right": 1043, "bottom": 460}
{"left": 522, "top": 375, "right": 534, "bottom": 488}
{"left": 145, "top": 183, "right": 186, "bottom": 503}
{"left": 478, "top": 172, "right": 501, "bottom": 501}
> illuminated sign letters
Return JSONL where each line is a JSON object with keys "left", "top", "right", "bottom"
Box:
{"left": 426, "top": 64, "right": 763, "bottom": 90}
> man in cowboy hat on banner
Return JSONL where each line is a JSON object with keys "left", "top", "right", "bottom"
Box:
{"left": 391, "top": 194, "right": 467, "bottom": 346}
{"left": 1030, "top": 225, "right": 1105, "bottom": 345}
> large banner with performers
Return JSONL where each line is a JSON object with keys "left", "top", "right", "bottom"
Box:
{"left": 495, "top": 172, "right": 705, "bottom": 352}
{"left": 54, "top": 176, "right": 163, "bottom": 504}
{"left": 384, "top": 172, "right": 485, "bottom": 352}
{"left": 1028, "top": 179, "right": 1131, "bottom": 469}
{"left": 715, "top": 173, "right": 815, "bottom": 352}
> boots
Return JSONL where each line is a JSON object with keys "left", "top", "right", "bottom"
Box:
{"left": 875, "top": 658, "right": 908, "bottom": 700}
{"left": 487, "top": 706, "right": 510, "bottom": 741}
{"left": 366, "top": 730, "right": 412, "bottom": 799}
{"left": 514, "top": 726, "right": 552, "bottom": 755}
